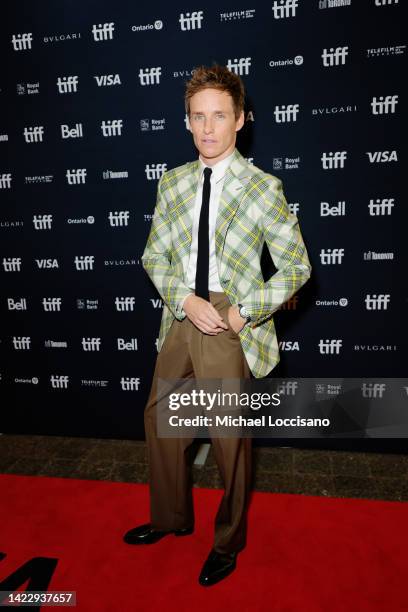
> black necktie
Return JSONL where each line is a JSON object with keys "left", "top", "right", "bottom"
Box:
{"left": 195, "top": 166, "right": 212, "bottom": 301}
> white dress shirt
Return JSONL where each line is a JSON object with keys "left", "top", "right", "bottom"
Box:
{"left": 182, "top": 152, "right": 235, "bottom": 306}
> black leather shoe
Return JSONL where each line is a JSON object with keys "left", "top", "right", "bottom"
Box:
{"left": 198, "top": 550, "right": 237, "bottom": 586}
{"left": 123, "top": 523, "right": 193, "bottom": 545}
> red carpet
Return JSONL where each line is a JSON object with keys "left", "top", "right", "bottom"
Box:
{"left": 0, "top": 474, "right": 407, "bottom": 611}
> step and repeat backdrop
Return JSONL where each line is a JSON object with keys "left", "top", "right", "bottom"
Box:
{"left": 0, "top": 0, "right": 406, "bottom": 441}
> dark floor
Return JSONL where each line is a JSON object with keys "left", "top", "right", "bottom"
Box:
{"left": 1, "top": 434, "right": 408, "bottom": 502}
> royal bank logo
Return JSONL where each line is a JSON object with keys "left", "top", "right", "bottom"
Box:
{"left": 3, "top": 257, "right": 22, "bottom": 272}
{"left": 322, "top": 46, "right": 349, "bottom": 66}
{"left": 179, "top": 11, "right": 204, "bottom": 30}
{"left": 115, "top": 297, "right": 136, "bottom": 311}
{"left": 368, "top": 198, "right": 394, "bottom": 215}
{"left": 77, "top": 298, "right": 98, "bottom": 310}
{"left": 318, "top": 339, "right": 342, "bottom": 355}
{"left": 74, "top": 256, "right": 94, "bottom": 270}
{"left": 366, "top": 151, "right": 398, "bottom": 163}
{"left": 227, "top": 57, "right": 251, "bottom": 75}
{"left": 140, "top": 118, "right": 166, "bottom": 131}
{"left": 138, "top": 67, "right": 162, "bottom": 85}
{"left": 371, "top": 95, "right": 398, "bottom": 114}
{"left": 11, "top": 33, "right": 33, "bottom": 50}
{"left": 365, "top": 294, "right": 391, "bottom": 310}
{"left": 272, "top": 0, "right": 298, "bottom": 18}
{"left": 92, "top": 22, "right": 115, "bottom": 41}
{"left": 272, "top": 157, "right": 300, "bottom": 170}
{"left": 321, "top": 151, "right": 347, "bottom": 169}
{"left": 94, "top": 74, "right": 121, "bottom": 86}
{"left": 33, "top": 214, "right": 53, "bottom": 230}
{"left": 23, "top": 126, "right": 44, "bottom": 143}
{"left": 42, "top": 298, "right": 62, "bottom": 311}
{"left": 57, "top": 76, "right": 79, "bottom": 93}
{"left": 17, "top": 82, "right": 40, "bottom": 95}
{"left": 0, "top": 174, "right": 12, "bottom": 189}
{"left": 273, "top": 104, "right": 300, "bottom": 122}
{"left": 66, "top": 169, "right": 87, "bottom": 184}
{"left": 320, "top": 249, "right": 345, "bottom": 264}
{"left": 101, "top": 120, "right": 123, "bottom": 136}
{"left": 145, "top": 163, "right": 167, "bottom": 180}
{"left": 108, "top": 211, "right": 130, "bottom": 226}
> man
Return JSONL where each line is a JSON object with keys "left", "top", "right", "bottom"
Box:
{"left": 123, "top": 65, "right": 311, "bottom": 586}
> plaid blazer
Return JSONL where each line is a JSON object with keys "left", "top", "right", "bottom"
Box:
{"left": 141, "top": 148, "right": 311, "bottom": 378}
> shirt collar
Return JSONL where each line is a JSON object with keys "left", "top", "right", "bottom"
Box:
{"left": 198, "top": 150, "right": 235, "bottom": 184}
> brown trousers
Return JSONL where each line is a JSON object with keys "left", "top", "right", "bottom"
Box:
{"left": 144, "top": 291, "right": 252, "bottom": 554}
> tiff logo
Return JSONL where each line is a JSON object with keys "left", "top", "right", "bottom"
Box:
{"left": 362, "top": 383, "right": 386, "bottom": 398}
{"left": 138, "top": 67, "right": 161, "bottom": 85}
{"left": 101, "top": 120, "right": 123, "bottom": 136}
{"left": 66, "top": 169, "right": 87, "bottom": 184}
{"left": 3, "top": 257, "right": 22, "bottom": 271}
{"left": 43, "top": 298, "right": 62, "bottom": 311}
{"left": 318, "top": 339, "right": 342, "bottom": 354}
{"left": 109, "top": 211, "right": 130, "bottom": 226}
{"left": 227, "top": 57, "right": 251, "bottom": 75}
{"left": 13, "top": 336, "right": 31, "bottom": 350}
{"left": 74, "top": 256, "right": 94, "bottom": 270}
{"left": 321, "top": 151, "right": 347, "bottom": 169}
{"left": 82, "top": 337, "right": 101, "bottom": 351}
{"left": 322, "top": 46, "right": 349, "bottom": 66}
{"left": 179, "top": 11, "right": 204, "bottom": 30}
{"left": 375, "top": 0, "right": 399, "bottom": 5}
{"left": 57, "top": 76, "right": 79, "bottom": 93}
{"left": 33, "top": 214, "right": 52, "bottom": 230}
{"left": 23, "top": 126, "right": 44, "bottom": 143}
{"left": 115, "top": 297, "right": 135, "bottom": 311}
{"left": 279, "top": 296, "right": 299, "bottom": 310}
{"left": 320, "top": 249, "right": 345, "bottom": 264}
{"left": 368, "top": 198, "right": 394, "bottom": 215}
{"left": 0, "top": 174, "right": 12, "bottom": 188}
{"left": 365, "top": 294, "right": 390, "bottom": 310}
{"left": 121, "top": 377, "right": 140, "bottom": 391}
{"left": 371, "top": 95, "right": 398, "bottom": 114}
{"left": 92, "top": 22, "right": 115, "bottom": 41}
{"left": 272, "top": 0, "right": 298, "bottom": 18}
{"left": 50, "top": 375, "right": 69, "bottom": 389}
{"left": 145, "top": 163, "right": 167, "bottom": 180}
{"left": 11, "top": 33, "right": 33, "bottom": 50}
{"left": 274, "top": 104, "right": 299, "bottom": 123}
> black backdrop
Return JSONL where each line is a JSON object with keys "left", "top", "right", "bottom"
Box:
{"left": 0, "top": 1, "right": 406, "bottom": 450}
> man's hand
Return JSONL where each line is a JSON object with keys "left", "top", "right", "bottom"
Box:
{"left": 183, "top": 295, "right": 229, "bottom": 335}
{"left": 227, "top": 305, "right": 246, "bottom": 334}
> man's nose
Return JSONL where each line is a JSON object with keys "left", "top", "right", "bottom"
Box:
{"left": 203, "top": 119, "right": 214, "bottom": 133}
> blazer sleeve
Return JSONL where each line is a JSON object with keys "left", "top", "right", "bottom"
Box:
{"left": 141, "top": 173, "right": 193, "bottom": 320}
{"left": 240, "top": 176, "right": 312, "bottom": 328}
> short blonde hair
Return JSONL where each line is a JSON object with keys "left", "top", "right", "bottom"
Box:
{"left": 185, "top": 64, "right": 245, "bottom": 119}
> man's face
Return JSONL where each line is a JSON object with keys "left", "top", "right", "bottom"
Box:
{"left": 188, "top": 88, "right": 244, "bottom": 166}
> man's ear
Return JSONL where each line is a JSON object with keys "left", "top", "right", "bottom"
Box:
{"left": 235, "top": 110, "right": 245, "bottom": 132}
{"left": 186, "top": 113, "right": 192, "bottom": 132}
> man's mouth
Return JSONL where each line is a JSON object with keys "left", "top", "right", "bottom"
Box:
{"left": 202, "top": 139, "right": 216, "bottom": 144}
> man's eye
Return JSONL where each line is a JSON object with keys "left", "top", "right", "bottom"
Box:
{"left": 216, "top": 114, "right": 225, "bottom": 119}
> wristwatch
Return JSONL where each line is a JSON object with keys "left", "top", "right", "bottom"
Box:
{"left": 237, "top": 303, "right": 251, "bottom": 324}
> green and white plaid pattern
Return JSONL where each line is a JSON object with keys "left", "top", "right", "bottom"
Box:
{"left": 141, "top": 148, "right": 312, "bottom": 378}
